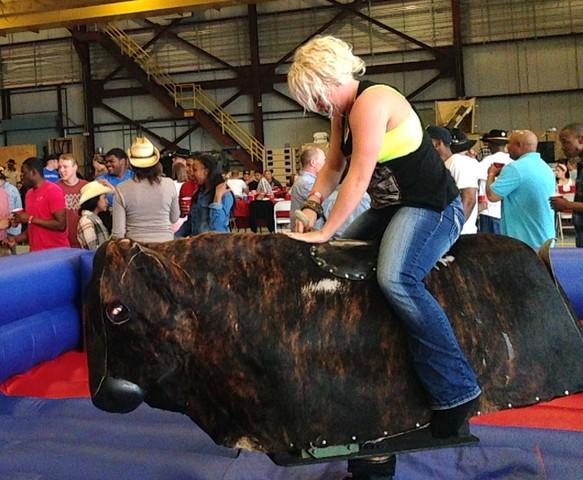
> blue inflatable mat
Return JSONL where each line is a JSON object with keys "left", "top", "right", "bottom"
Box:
{"left": 0, "top": 248, "right": 92, "bottom": 322}
{"left": 549, "top": 248, "right": 583, "bottom": 319}
{"left": 0, "top": 305, "right": 81, "bottom": 382}
{"left": 0, "top": 395, "right": 582, "bottom": 479}
{"left": 79, "top": 250, "right": 96, "bottom": 294}
{"left": 0, "top": 395, "right": 346, "bottom": 480}
{"left": 397, "top": 424, "right": 583, "bottom": 479}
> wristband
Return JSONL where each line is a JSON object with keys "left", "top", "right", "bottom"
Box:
{"left": 27, "top": 215, "right": 34, "bottom": 225}
{"left": 308, "top": 190, "right": 323, "bottom": 204}
{"left": 301, "top": 199, "right": 324, "bottom": 218}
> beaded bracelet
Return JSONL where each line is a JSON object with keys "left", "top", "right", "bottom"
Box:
{"left": 301, "top": 199, "right": 324, "bottom": 219}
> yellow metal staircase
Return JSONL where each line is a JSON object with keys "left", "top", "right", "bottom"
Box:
{"left": 101, "top": 24, "right": 265, "bottom": 165}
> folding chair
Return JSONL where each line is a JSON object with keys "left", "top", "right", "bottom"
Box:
{"left": 273, "top": 200, "right": 291, "bottom": 232}
{"left": 556, "top": 191, "right": 576, "bottom": 241}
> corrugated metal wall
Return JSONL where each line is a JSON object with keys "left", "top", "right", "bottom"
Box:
{"left": 0, "top": 0, "right": 582, "bottom": 154}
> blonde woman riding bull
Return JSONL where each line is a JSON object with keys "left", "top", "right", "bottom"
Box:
{"left": 286, "top": 35, "right": 480, "bottom": 437}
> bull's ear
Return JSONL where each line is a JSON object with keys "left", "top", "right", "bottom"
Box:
{"left": 122, "top": 243, "right": 193, "bottom": 302}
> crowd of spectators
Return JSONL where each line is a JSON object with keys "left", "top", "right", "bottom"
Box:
{"left": 0, "top": 122, "right": 581, "bottom": 255}
{"left": 0, "top": 137, "right": 295, "bottom": 253}
{"left": 425, "top": 123, "right": 583, "bottom": 251}
{"left": 424, "top": 125, "right": 564, "bottom": 251}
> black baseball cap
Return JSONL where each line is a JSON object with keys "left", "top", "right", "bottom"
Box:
{"left": 426, "top": 125, "right": 452, "bottom": 146}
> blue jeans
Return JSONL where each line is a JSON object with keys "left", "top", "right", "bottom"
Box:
{"left": 479, "top": 214, "right": 501, "bottom": 235}
{"left": 343, "top": 197, "right": 481, "bottom": 409}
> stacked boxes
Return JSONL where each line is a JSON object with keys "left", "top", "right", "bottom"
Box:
{"left": 264, "top": 147, "right": 299, "bottom": 183}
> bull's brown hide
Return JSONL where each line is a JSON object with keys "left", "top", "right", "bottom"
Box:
{"left": 85, "top": 233, "right": 583, "bottom": 453}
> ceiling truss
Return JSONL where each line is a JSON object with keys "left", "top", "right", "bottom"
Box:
{"left": 1, "top": 0, "right": 465, "bottom": 163}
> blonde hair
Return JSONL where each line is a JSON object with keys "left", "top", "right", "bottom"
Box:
{"left": 287, "top": 36, "right": 365, "bottom": 116}
{"left": 172, "top": 162, "right": 188, "bottom": 182}
{"left": 58, "top": 153, "right": 77, "bottom": 166}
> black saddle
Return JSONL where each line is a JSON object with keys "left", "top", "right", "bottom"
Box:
{"left": 309, "top": 240, "right": 379, "bottom": 281}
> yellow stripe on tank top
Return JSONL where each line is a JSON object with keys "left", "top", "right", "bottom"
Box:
{"left": 358, "top": 84, "right": 424, "bottom": 163}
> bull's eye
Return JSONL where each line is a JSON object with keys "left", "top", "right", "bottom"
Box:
{"left": 105, "top": 303, "right": 130, "bottom": 325}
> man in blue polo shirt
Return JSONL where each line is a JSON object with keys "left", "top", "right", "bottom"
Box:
{"left": 486, "top": 130, "right": 555, "bottom": 250}
{"left": 96, "top": 148, "right": 133, "bottom": 232}
{"left": 96, "top": 148, "right": 134, "bottom": 206}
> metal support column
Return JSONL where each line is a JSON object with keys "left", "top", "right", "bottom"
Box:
{"left": 56, "top": 85, "right": 65, "bottom": 137}
{"left": 451, "top": 0, "right": 466, "bottom": 98}
{"left": 248, "top": 4, "right": 264, "bottom": 146}
{"left": 1, "top": 89, "right": 11, "bottom": 120}
{"left": 1, "top": 90, "right": 10, "bottom": 146}
{"left": 72, "top": 27, "right": 96, "bottom": 170}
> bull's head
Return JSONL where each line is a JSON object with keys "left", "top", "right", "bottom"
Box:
{"left": 85, "top": 240, "right": 197, "bottom": 415}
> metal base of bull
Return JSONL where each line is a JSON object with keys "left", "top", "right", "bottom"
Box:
{"left": 268, "top": 423, "right": 478, "bottom": 469}
{"left": 347, "top": 456, "right": 396, "bottom": 480}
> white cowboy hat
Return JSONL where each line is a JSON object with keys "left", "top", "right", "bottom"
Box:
{"left": 127, "top": 136, "right": 160, "bottom": 168}
{"left": 79, "top": 181, "right": 112, "bottom": 206}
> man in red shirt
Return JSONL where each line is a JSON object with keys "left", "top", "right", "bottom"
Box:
{"left": 57, "top": 153, "right": 88, "bottom": 248}
{"left": 7, "top": 157, "right": 69, "bottom": 252}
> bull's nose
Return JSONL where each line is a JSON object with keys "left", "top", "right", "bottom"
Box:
{"left": 92, "top": 376, "right": 145, "bottom": 413}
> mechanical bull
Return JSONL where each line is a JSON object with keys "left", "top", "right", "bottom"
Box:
{"left": 85, "top": 233, "right": 583, "bottom": 456}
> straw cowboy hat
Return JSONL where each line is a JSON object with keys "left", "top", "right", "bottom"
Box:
{"left": 127, "top": 136, "right": 160, "bottom": 168}
{"left": 79, "top": 181, "right": 113, "bottom": 206}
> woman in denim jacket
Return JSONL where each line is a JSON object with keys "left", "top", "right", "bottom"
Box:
{"left": 175, "top": 154, "right": 233, "bottom": 236}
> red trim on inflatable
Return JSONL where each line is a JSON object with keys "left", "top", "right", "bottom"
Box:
{"left": 0, "top": 351, "right": 89, "bottom": 399}
{"left": 472, "top": 394, "right": 583, "bottom": 432}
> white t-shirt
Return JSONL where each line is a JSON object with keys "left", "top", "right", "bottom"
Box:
{"left": 173, "top": 180, "right": 184, "bottom": 195}
{"left": 445, "top": 153, "right": 480, "bottom": 234}
{"left": 477, "top": 152, "right": 513, "bottom": 219}
{"left": 226, "top": 178, "right": 247, "bottom": 197}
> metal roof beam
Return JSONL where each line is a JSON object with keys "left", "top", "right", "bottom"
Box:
{"left": 98, "top": 56, "right": 451, "bottom": 98}
{"left": 273, "top": 8, "right": 351, "bottom": 68}
{"left": 327, "top": 0, "right": 445, "bottom": 58}
{"left": 98, "top": 101, "right": 178, "bottom": 149}
{"left": 101, "top": 18, "right": 183, "bottom": 83}
{"left": 0, "top": 0, "right": 236, "bottom": 33}
{"left": 143, "top": 19, "right": 237, "bottom": 72}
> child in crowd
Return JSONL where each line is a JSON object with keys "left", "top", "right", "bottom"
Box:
{"left": 77, "top": 182, "right": 112, "bottom": 250}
